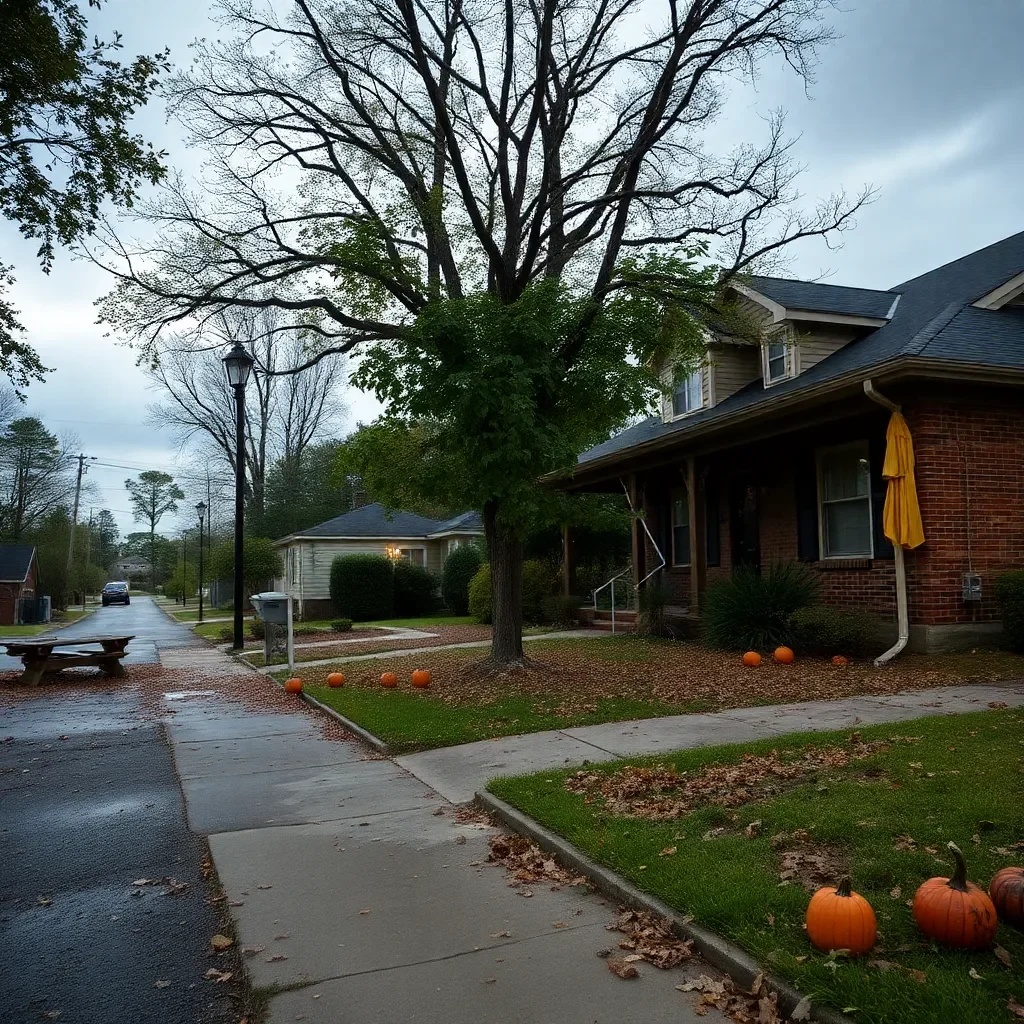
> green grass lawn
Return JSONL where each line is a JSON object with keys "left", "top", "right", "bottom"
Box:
{"left": 168, "top": 606, "right": 233, "bottom": 621}
{"left": 0, "top": 623, "right": 56, "bottom": 637}
{"left": 489, "top": 709, "right": 1024, "bottom": 1024}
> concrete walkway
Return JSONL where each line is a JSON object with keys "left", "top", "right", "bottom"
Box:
{"left": 163, "top": 671, "right": 719, "bottom": 1022}
{"left": 396, "top": 681, "right": 1024, "bottom": 804}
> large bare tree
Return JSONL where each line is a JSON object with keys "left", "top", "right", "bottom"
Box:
{"left": 97, "top": 0, "right": 869, "bottom": 667}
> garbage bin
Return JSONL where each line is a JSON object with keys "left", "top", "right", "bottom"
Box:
{"left": 250, "top": 591, "right": 290, "bottom": 624}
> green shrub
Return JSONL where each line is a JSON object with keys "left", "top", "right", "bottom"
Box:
{"left": 292, "top": 623, "right": 321, "bottom": 637}
{"left": 637, "top": 581, "right": 669, "bottom": 637}
{"left": 789, "top": 604, "right": 881, "bottom": 657}
{"left": 703, "top": 562, "right": 819, "bottom": 651}
{"left": 541, "top": 594, "right": 579, "bottom": 629}
{"left": 330, "top": 554, "right": 394, "bottom": 621}
{"left": 994, "top": 570, "right": 1024, "bottom": 652}
{"left": 468, "top": 563, "right": 491, "bottom": 624}
{"left": 331, "top": 618, "right": 353, "bottom": 633}
{"left": 248, "top": 618, "right": 265, "bottom": 640}
{"left": 521, "top": 559, "right": 557, "bottom": 623}
{"left": 217, "top": 625, "right": 234, "bottom": 642}
{"left": 393, "top": 560, "right": 438, "bottom": 617}
{"left": 441, "top": 545, "right": 482, "bottom": 615}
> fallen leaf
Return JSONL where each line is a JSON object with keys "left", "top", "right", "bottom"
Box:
{"left": 766, "top": 913, "right": 775, "bottom": 926}
{"left": 995, "top": 945, "right": 1012, "bottom": 968}
{"left": 205, "top": 968, "right": 234, "bottom": 983}
{"left": 209, "top": 934, "right": 233, "bottom": 951}
{"left": 988, "top": 701, "right": 1008, "bottom": 709}
{"left": 889, "top": 886, "right": 902, "bottom": 899}
{"left": 969, "top": 967, "right": 983, "bottom": 981}
{"left": 242, "top": 943, "right": 266, "bottom": 956}
{"left": 659, "top": 846, "right": 678, "bottom": 857}
{"left": 791, "top": 994, "right": 813, "bottom": 1021}
{"left": 552, "top": 921, "right": 568, "bottom": 929}
{"left": 132, "top": 878, "right": 154, "bottom": 887}
{"left": 606, "top": 957, "right": 639, "bottom": 979}
{"left": 490, "top": 930, "right": 511, "bottom": 938}
{"left": 1009, "top": 996, "right": 1024, "bottom": 1019}
{"left": 256, "top": 884, "right": 273, "bottom": 890}
{"left": 154, "top": 980, "right": 170, "bottom": 989}
{"left": 744, "top": 820, "right": 762, "bottom": 838}
{"left": 43, "top": 1012, "right": 62, "bottom": 1020}
{"left": 265, "top": 953, "right": 289, "bottom": 962}
{"left": 358, "top": 909, "right": 371, "bottom": 915}
{"left": 484, "top": 977, "right": 496, "bottom": 984}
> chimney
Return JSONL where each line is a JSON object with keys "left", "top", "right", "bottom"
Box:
{"left": 352, "top": 489, "right": 367, "bottom": 510}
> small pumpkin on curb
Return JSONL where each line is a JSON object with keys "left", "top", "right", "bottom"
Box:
{"left": 913, "top": 842, "right": 998, "bottom": 949}
{"left": 832, "top": 655, "right": 849, "bottom": 666}
{"left": 284, "top": 678, "right": 303, "bottom": 694}
{"left": 326, "top": 672, "right": 345, "bottom": 688}
{"left": 990, "top": 866, "right": 1024, "bottom": 928}
{"left": 380, "top": 672, "right": 398, "bottom": 689}
{"left": 773, "top": 646, "right": 795, "bottom": 665}
{"left": 742, "top": 651, "right": 761, "bottom": 667}
{"left": 805, "top": 876, "right": 877, "bottom": 956}
{"left": 411, "top": 669, "right": 431, "bottom": 688}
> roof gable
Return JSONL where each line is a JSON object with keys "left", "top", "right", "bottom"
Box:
{"left": 278, "top": 503, "right": 482, "bottom": 542}
{"left": 0, "top": 544, "right": 36, "bottom": 583}
{"left": 742, "top": 275, "right": 897, "bottom": 321}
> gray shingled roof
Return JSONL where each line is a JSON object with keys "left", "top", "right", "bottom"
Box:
{"left": 578, "top": 230, "right": 1024, "bottom": 469}
{"left": 280, "top": 503, "right": 482, "bottom": 541}
{"left": 746, "top": 275, "right": 897, "bottom": 319}
{"left": 0, "top": 544, "right": 35, "bottom": 582}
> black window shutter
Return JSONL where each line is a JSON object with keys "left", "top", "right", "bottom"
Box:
{"left": 794, "top": 451, "right": 819, "bottom": 562}
{"left": 869, "top": 435, "right": 894, "bottom": 560}
{"left": 705, "top": 481, "right": 721, "bottom": 567}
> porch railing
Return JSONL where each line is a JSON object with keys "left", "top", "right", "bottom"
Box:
{"left": 591, "top": 565, "right": 634, "bottom": 633}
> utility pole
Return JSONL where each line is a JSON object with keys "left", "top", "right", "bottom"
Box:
{"left": 65, "top": 454, "right": 89, "bottom": 605}
{"left": 83, "top": 509, "right": 93, "bottom": 610}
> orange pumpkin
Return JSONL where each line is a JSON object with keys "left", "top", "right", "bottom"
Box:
{"left": 326, "top": 672, "right": 345, "bottom": 688}
{"left": 411, "top": 669, "right": 431, "bottom": 688}
{"left": 832, "top": 655, "right": 849, "bottom": 666}
{"left": 990, "top": 866, "right": 1024, "bottom": 928}
{"left": 805, "top": 876, "right": 877, "bottom": 956}
{"left": 742, "top": 651, "right": 761, "bottom": 667}
{"left": 380, "top": 672, "right": 398, "bottom": 689}
{"left": 284, "top": 678, "right": 303, "bottom": 694}
{"left": 913, "top": 842, "right": 998, "bottom": 949}
{"left": 774, "top": 646, "right": 795, "bottom": 664}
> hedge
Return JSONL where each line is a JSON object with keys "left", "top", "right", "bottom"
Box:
{"left": 330, "top": 554, "right": 394, "bottom": 621}
{"left": 442, "top": 545, "right": 482, "bottom": 615}
{"left": 393, "top": 561, "right": 438, "bottom": 617}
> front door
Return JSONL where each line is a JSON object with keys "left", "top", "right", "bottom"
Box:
{"left": 729, "top": 480, "right": 761, "bottom": 572}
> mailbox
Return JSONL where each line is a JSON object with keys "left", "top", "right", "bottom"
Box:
{"left": 251, "top": 591, "right": 291, "bottom": 624}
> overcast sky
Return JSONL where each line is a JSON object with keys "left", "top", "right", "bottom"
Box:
{"left": 3, "top": 0, "right": 1022, "bottom": 537}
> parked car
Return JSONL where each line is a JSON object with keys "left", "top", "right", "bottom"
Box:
{"left": 101, "top": 581, "right": 131, "bottom": 607}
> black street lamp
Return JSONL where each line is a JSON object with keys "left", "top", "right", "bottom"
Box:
{"left": 196, "top": 501, "right": 207, "bottom": 623}
{"left": 222, "top": 340, "right": 254, "bottom": 649}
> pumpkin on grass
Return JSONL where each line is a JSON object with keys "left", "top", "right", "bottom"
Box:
{"left": 773, "top": 646, "right": 795, "bottom": 664}
{"left": 990, "top": 866, "right": 1024, "bottom": 928}
{"left": 410, "top": 669, "right": 431, "bottom": 688}
{"left": 742, "top": 651, "right": 761, "bottom": 667}
{"left": 380, "top": 672, "right": 398, "bottom": 689}
{"left": 832, "top": 655, "right": 849, "bottom": 666}
{"left": 326, "top": 672, "right": 345, "bottom": 688}
{"left": 284, "top": 678, "right": 303, "bottom": 694}
{"left": 913, "top": 842, "right": 998, "bottom": 949}
{"left": 805, "top": 876, "right": 877, "bottom": 956}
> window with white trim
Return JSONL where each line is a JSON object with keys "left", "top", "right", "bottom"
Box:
{"left": 763, "top": 330, "right": 794, "bottom": 385}
{"left": 399, "top": 547, "right": 426, "bottom": 566}
{"left": 671, "top": 367, "right": 703, "bottom": 417}
{"left": 818, "top": 444, "right": 873, "bottom": 558}
{"left": 671, "top": 486, "right": 690, "bottom": 566}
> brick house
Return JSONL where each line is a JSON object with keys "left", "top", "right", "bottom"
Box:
{"left": 0, "top": 544, "right": 41, "bottom": 626}
{"left": 558, "top": 231, "right": 1024, "bottom": 652}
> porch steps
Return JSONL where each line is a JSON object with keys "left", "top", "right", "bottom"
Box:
{"left": 578, "top": 607, "right": 637, "bottom": 632}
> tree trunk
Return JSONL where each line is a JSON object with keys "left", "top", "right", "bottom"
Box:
{"left": 484, "top": 500, "right": 525, "bottom": 666}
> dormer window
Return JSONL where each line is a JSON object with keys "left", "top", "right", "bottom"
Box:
{"left": 671, "top": 367, "right": 703, "bottom": 418}
{"left": 762, "top": 329, "right": 795, "bottom": 386}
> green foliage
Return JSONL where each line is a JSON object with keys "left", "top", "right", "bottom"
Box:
{"left": 331, "top": 617, "right": 353, "bottom": 633}
{"left": 994, "top": 571, "right": 1024, "bottom": 652}
{"left": 393, "top": 560, "right": 437, "bottom": 617}
{"left": 540, "top": 594, "right": 579, "bottom": 629}
{"left": 703, "top": 563, "right": 819, "bottom": 651}
{"left": 260, "top": 442, "right": 358, "bottom": 540}
{"left": 789, "top": 604, "right": 881, "bottom": 657}
{"left": 0, "top": 416, "right": 71, "bottom": 539}
{"left": 162, "top": 562, "right": 197, "bottom": 600}
{"left": 210, "top": 536, "right": 284, "bottom": 594}
{"left": 441, "top": 545, "right": 483, "bottom": 615}
{"left": 329, "top": 554, "right": 394, "bottom": 621}
{"left": 0, "top": 0, "right": 167, "bottom": 388}
{"left": 468, "top": 564, "right": 491, "bottom": 624}
{"left": 521, "top": 559, "right": 557, "bottom": 623}
{"left": 217, "top": 625, "right": 234, "bottom": 643}
{"left": 247, "top": 618, "right": 265, "bottom": 641}
{"left": 637, "top": 581, "right": 669, "bottom": 638}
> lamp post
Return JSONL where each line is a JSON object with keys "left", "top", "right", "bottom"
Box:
{"left": 222, "top": 340, "right": 254, "bottom": 649}
{"left": 181, "top": 530, "right": 187, "bottom": 606}
{"left": 196, "top": 501, "right": 207, "bottom": 623}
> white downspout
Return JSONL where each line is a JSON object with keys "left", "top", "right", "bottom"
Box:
{"left": 863, "top": 380, "right": 909, "bottom": 666}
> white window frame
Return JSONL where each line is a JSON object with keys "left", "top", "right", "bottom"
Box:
{"left": 762, "top": 327, "right": 797, "bottom": 386}
{"left": 670, "top": 486, "right": 691, "bottom": 567}
{"left": 398, "top": 546, "right": 427, "bottom": 567}
{"left": 670, "top": 365, "right": 704, "bottom": 419}
{"left": 816, "top": 442, "right": 874, "bottom": 560}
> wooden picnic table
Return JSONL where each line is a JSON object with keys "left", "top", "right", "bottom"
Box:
{"left": 1, "top": 634, "right": 135, "bottom": 686}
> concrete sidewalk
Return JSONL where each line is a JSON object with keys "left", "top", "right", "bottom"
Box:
{"left": 165, "top": 674, "right": 720, "bottom": 1023}
{"left": 396, "top": 681, "right": 1024, "bottom": 803}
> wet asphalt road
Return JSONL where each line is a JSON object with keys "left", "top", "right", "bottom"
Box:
{"left": 0, "top": 599, "right": 238, "bottom": 1024}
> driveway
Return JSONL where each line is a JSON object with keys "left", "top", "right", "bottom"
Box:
{"left": 0, "top": 599, "right": 239, "bottom": 1024}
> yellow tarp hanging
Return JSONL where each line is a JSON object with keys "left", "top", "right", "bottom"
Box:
{"left": 881, "top": 411, "right": 925, "bottom": 550}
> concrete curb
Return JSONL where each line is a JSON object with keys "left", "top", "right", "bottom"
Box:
{"left": 295, "top": 689, "right": 391, "bottom": 755}
{"left": 477, "top": 790, "right": 851, "bottom": 1024}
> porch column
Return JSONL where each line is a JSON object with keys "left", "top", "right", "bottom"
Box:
{"left": 687, "top": 458, "right": 706, "bottom": 613}
{"left": 561, "top": 523, "right": 577, "bottom": 597}
{"left": 628, "top": 474, "right": 647, "bottom": 590}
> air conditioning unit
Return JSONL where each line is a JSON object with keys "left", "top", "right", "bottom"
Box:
{"left": 962, "top": 573, "right": 982, "bottom": 602}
